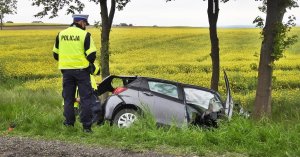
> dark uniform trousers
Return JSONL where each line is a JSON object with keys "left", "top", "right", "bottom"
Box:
{"left": 62, "top": 69, "right": 93, "bottom": 128}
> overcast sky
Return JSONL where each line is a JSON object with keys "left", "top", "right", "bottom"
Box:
{"left": 4, "top": 0, "right": 300, "bottom": 27}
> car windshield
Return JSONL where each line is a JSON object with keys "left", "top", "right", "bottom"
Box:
{"left": 184, "top": 88, "right": 218, "bottom": 109}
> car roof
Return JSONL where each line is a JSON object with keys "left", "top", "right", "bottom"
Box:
{"left": 107, "top": 75, "right": 218, "bottom": 93}
{"left": 96, "top": 75, "right": 222, "bottom": 102}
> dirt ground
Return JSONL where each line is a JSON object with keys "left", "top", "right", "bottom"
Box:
{"left": 0, "top": 136, "right": 178, "bottom": 157}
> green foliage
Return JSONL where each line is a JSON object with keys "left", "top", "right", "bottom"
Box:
{"left": 0, "top": 0, "right": 17, "bottom": 15}
{"left": 0, "top": 0, "right": 17, "bottom": 29}
{"left": 253, "top": 16, "right": 264, "bottom": 28}
{"left": 272, "top": 16, "right": 298, "bottom": 61}
{"left": 31, "top": 0, "right": 85, "bottom": 18}
{"left": 253, "top": 0, "right": 299, "bottom": 61}
{"left": 31, "top": 0, "right": 131, "bottom": 19}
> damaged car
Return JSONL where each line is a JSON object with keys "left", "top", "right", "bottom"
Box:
{"left": 96, "top": 71, "right": 233, "bottom": 128}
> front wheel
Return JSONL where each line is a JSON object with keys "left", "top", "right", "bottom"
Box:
{"left": 113, "top": 109, "right": 138, "bottom": 128}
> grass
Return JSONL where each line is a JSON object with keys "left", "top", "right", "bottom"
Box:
{"left": 0, "top": 27, "right": 300, "bottom": 156}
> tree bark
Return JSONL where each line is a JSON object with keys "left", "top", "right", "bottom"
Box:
{"left": 108, "top": 0, "right": 116, "bottom": 30}
{"left": 100, "top": 0, "right": 116, "bottom": 79}
{"left": 100, "top": 0, "right": 111, "bottom": 80}
{"left": 254, "top": 0, "right": 286, "bottom": 119}
{"left": 0, "top": 14, "right": 3, "bottom": 30}
{"left": 99, "top": 0, "right": 116, "bottom": 99}
{"left": 207, "top": 0, "right": 220, "bottom": 92}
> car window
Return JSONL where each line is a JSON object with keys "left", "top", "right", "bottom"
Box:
{"left": 148, "top": 81, "right": 179, "bottom": 98}
{"left": 127, "top": 78, "right": 141, "bottom": 88}
{"left": 111, "top": 78, "right": 124, "bottom": 88}
{"left": 184, "top": 88, "right": 215, "bottom": 109}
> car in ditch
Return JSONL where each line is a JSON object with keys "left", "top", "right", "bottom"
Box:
{"left": 96, "top": 71, "right": 233, "bottom": 128}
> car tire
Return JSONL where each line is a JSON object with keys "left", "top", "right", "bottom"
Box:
{"left": 113, "top": 109, "right": 138, "bottom": 128}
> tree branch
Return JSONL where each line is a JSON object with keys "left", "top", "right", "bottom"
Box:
{"left": 108, "top": 0, "right": 116, "bottom": 29}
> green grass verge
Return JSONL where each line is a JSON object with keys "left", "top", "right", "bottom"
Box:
{"left": 0, "top": 85, "right": 299, "bottom": 156}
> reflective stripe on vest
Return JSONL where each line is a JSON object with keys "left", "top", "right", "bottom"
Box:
{"left": 58, "top": 27, "right": 89, "bottom": 69}
{"left": 90, "top": 75, "right": 97, "bottom": 90}
{"left": 93, "top": 64, "right": 100, "bottom": 75}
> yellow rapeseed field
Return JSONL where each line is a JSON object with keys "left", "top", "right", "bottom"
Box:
{"left": 0, "top": 27, "right": 299, "bottom": 108}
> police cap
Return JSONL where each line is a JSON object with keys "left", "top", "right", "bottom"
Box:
{"left": 72, "top": 14, "right": 90, "bottom": 26}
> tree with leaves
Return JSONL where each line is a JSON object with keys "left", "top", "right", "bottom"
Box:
{"left": 0, "top": 0, "right": 17, "bottom": 30}
{"left": 31, "top": 0, "right": 130, "bottom": 80}
{"left": 253, "top": 0, "right": 298, "bottom": 119}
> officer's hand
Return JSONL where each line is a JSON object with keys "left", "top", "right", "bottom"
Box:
{"left": 88, "top": 63, "right": 95, "bottom": 74}
{"left": 75, "top": 98, "right": 80, "bottom": 103}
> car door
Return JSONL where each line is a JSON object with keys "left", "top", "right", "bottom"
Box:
{"left": 224, "top": 71, "right": 233, "bottom": 120}
{"left": 139, "top": 79, "right": 186, "bottom": 127}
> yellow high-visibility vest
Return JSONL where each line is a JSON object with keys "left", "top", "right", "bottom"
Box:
{"left": 90, "top": 75, "right": 97, "bottom": 90}
{"left": 53, "top": 27, "right": 96, "bottom": 69}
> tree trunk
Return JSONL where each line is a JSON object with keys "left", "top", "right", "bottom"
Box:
{"left": 207, "top": 0, "right": 220, "bottom": 92}
{"left": 100, "top": 34, "right": 110, "bottom": 78}
{"left": 254, "top": 0, "right": 286, "bottom": 119}
{"left": 100, "top": 0, "right": 116, "bottom": 80}
{"left": 0, "top": 14, "right": 3, "bottom": 30}
{"left": 99, "top": 0, "right": 116, "bottom": 99}
{"left": 100, "top": 0, "right": 111, "bottom": 80}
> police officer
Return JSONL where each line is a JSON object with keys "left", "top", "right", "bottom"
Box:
{"left": 53, "top": 14, "right": 97, "bottom": 133}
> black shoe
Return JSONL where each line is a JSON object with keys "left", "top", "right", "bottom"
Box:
{"left": 83, "top": 128, "right": 93, "bottom": 133}
{"left": 96, "top": 120, "right": 104, "bottom": 126}
{"left": 63, "top": 122, "right": 74, "bottom": 127}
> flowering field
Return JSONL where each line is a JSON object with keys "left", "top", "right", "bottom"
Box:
{"left": 0, "top": 27, "right": 300, "bottom": 156}
{"left": 1, "top": 27, "right": 299, "bottom": 111}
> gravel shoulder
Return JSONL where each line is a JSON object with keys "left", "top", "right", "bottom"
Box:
{"left": 0, "top": 136, "right": 176, "bottom": 157}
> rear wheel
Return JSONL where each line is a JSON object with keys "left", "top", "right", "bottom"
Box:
{"left": 113, "top": 109, "right": 138, "bottom": 128}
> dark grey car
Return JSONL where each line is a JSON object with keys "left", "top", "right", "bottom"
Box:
{"left": 96, "top": 72, "right": 233, "bottom": 128}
